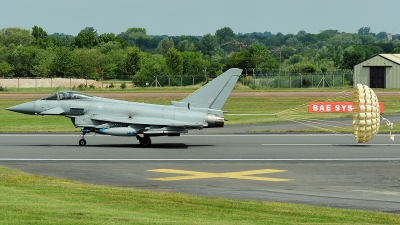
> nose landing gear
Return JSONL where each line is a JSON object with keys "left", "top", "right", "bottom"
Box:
{"left": 79, "top": 129, "right": 90, "bottom": 146}
{"left": 79, "top": 138, "right": 87, "bottom": 146}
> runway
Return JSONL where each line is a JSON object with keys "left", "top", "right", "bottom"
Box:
{"left": 1, "top": 130, "right": 399, "bottom": 213}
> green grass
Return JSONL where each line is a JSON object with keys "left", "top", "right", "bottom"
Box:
{"left": 1, "top": 165, "right": 399, "bottom": 224}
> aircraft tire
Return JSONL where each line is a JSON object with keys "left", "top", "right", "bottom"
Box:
{"left": 79, "top": 139, "right": 87, "bottom": 146}
{"left": 139, "top": 137, "right": 151, "bottom": 147}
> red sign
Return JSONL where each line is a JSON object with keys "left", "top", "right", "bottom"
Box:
{"left": 308, "top": 102, "right": 384, "bottom": 113}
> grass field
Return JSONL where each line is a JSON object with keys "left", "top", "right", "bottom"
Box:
{"left": 1, "top": 165, "right": 399, "bottom": 224}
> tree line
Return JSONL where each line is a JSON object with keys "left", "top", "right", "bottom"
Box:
{"left": 0, "top": 25, "right": 399, "bottom": 86}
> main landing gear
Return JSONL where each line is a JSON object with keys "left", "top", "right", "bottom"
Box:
{"left": 77, "top": 131, "right": 152, "bottom": 147}
{"left": 137, "top": 135, "right": 152, "bottom": 147}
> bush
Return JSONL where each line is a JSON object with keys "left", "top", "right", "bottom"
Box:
{"left": 78, "top": 83, "right": 86, "bottom": 91}
{"left": 132, "top": 74, "right": 148, "bottom": 87}
{"left": 0, "top": 86, "right": 4, "bottom": 91}
{"left": 108, "top": 83, "right": 115, "bottom": 88}
{"left": 89, "top": 84, "right": 95, "bottom": 89}
{"left": 302, "top": 64, "right": 317, "bottom": 73}
{"left": 120, "top": 82, "right": 126, "bottom": 89}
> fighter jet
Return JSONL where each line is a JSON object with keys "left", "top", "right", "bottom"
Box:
{"left": 7, "top": 68, "right": 242, "bottom": 147}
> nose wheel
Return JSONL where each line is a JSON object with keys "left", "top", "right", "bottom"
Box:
{"left": 79, "top": 138, "right": 87, "bottom": 146}
{"left": 79, "top": 132, "right": 87, "bottom": 146}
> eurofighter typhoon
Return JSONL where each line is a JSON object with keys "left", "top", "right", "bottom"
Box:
{"left": 7, "top": 68, "right": 242, "bottom": 147}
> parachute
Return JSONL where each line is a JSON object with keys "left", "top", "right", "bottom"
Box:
{"left": 353, "top": 84, "right": 394, "bottom": 143}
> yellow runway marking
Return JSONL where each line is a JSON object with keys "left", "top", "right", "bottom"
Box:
{"left": 147, "top": 169, "right": 293, "bottom": 182}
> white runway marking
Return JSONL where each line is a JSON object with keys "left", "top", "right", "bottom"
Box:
{"left": 0, "top": 158, "right": 399, "bottom": 161}
{"left": 262, "top": 143, "right": 400, "bottom": 146}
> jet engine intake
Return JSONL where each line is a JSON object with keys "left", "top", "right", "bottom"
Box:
{"left": 205, "top": 114, "right": 224, "bottom": 127}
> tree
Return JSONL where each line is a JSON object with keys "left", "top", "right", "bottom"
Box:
{"left": 73, "top": 48, "right": 105, "bottom": 79}
{"left": 199, "top": 34, "right": 218, "bottom": 56}
{"left": 157, "top": 38, "right": 174, "bottom": 56}
{"left": 376, "top": 32, "right": 387, "bottom": 40}
{"left": 165, "top": 47, "right": 183, "bottom": 75}
{"left": 302, "top": 63, "right": 317, "bottom": 73}
{"left": 50, "top": 33, "right": 74, "bottom": 46}
{"left": 136, "top": 53, "right": 168, "bottom": 77}
{"left": 102, "top": 63, "right": 117, "bottom": 79}
{"left": 125, "top": 46, "right": 141, "bottom": 76}
{"left": 50, "top": 46, "right": 76, "bottom": 77}
{"left": 177, "top": 40, "right": 197, "bottom": 52}
{"left": 280, "top": 46, "right": 296, "bottom": 59}
{"left": 288, "top": 54, "right": 302, "bottom": 64}
{"left": 181, "top": 51, "right": 210, "bottom": 75}
{"left": 393, "top": 44, "right": 400, "bottom": 53}
{"left": 215, "top": 27, "right": 235, "bottom": 44}
{"left": 0, "top": 61, "right": 14, "bottom": 77}
{"left": 358, "top": 27, "right": 371, "bottom": 35}
{"left": 340, "top": 50, "right": 364, "bottom": 69}
{"left": 0, "top": 28, "right": 33, "bottom": 46}
{"left": 105, "top": 49, "right": 126, "bottom": 79}
{"left": 121, "top": 27, "right": 153, "bottom": 50}
{"left": 7, "top": 45, "right": 37, "bottom": 77}
{"left": 97, "top": 33, "right": 120, "bottom": 44}
{"left": 247, "top": 44, "right": 278, "bottom": 69}
{"left": 226, "top": 50, "right": 250, "bottom": 69}
{"left": 71, "top": 28, "right": 98, "bottom": 48}
{"left": 31, "top": 48, "right": 55, "bottom": 77}
{"left": 31, "top": 25, "right": 49, "bottom": 49}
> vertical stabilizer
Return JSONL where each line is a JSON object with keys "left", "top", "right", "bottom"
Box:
{"left": 180, "top": 68, "right": 242, "bottom": 109}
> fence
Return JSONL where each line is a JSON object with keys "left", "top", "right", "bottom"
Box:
{"left": 145, "top": 70, "right": 353, "bottom": 88}
{"left": 241, "top": 70, "right": 354, "bottom": 88}
{"left": 1, "top": 70, "right": 353, "bottom": 89}
{"left": 0, "top": 77, "right": 103, "bottom": 89}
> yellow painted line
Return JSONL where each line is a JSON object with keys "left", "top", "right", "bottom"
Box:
{"left": 147, "top": 169, "right": 293, "bottom": 182}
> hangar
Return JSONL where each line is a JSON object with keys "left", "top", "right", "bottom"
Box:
{"left": 353, "top": 54, "right": 400, "bottom": 88}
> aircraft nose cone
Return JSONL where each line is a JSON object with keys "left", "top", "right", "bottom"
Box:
{"left": 6, "top": 102, "right": 36, "bottom": 115}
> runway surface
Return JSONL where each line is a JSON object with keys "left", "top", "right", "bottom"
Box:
{"left": 1, "top": 127, "right": 399, "bottom": 213}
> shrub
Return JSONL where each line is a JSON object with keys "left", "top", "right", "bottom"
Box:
{"left": 120, "top": 82, "right": 126, "bottom": 89}
{"left": 78, "top": 83, "right": 86, "bottom": 91}
{"left": 302, "top": 64, "right": 317, "bottom": 73}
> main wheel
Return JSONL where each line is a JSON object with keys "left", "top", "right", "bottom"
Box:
{"left": 139, "top": 137, "right": 152, "bottom": 147}
{"left": 79, "top": 139, "right": 87, "bottom": 146}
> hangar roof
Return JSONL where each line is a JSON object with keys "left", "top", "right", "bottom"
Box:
{"left": 377, "top": 54, "right": 400, "bottom": 65}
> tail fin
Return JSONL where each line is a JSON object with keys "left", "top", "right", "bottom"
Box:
{"left": 179, "top": 68, "right": 242, "bottom": 110}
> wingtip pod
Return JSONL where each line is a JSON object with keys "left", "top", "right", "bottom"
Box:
{"left": 353, "top": 84, "right": 381, "bottom": 143}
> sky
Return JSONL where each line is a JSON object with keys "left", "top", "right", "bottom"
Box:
{"left": 1, "top": 0, "right": 399, "bottom": 36}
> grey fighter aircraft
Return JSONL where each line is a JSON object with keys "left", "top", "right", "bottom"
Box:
{"left": 7, "top": 68, "right": 242, "bottom": 147}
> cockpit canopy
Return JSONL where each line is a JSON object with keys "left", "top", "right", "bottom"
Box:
{"left": 41, "top": 91, "right": 94, "bottom": 101}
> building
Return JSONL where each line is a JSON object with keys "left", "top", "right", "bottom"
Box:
{"left": 353, "top": 54, "right": 400, "bottom": 88}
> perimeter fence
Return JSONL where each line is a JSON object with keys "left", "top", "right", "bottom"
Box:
{"left": 0, "top": 69, "right": 353, "bottom": 89}
{"left": 145, "top": 69, "right": 353, "bottom": 88}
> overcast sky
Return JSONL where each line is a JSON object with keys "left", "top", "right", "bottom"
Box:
{"left": 1, "top": 0, "right": 399, "bottom": 36}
